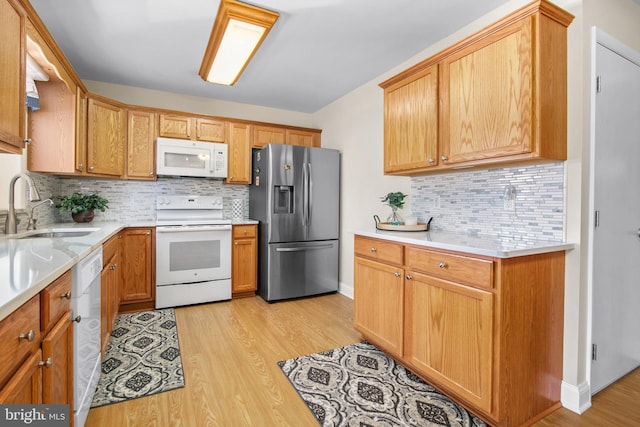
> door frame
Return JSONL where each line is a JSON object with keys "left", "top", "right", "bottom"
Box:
{"left": 587, "top": 27, "right": 640, "bottom": 398}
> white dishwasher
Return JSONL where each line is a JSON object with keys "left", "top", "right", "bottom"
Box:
{"left": 71, "top": 247, "right": 102, "bottom": 427}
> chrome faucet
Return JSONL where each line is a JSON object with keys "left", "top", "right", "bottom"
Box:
{"left": 4, "top": 173, "right": 41, "bottom": 234}
{"left": 26, "top": 198, "right": 53, "bottom": 231}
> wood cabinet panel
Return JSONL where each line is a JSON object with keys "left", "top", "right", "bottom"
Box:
{"left": 127, "top": 109, "right": 157, "bottom": 180}
{"left": 406, "top": 246, "right": 493, "bottom": 289}
{"left": 87, "top": 97, "right": 125, "bottom": 176}
{"left": 232, "top": 225, "right": 257, "bottom": 297}
{"left": 101, "top": 234, "right": 121, "bottom": 352}
{"left": 119, "top": 228, "right": 154, "bottom": 309}
{"left": 353, "top": 256, "right": 404, "bottom": 359}
{"left": 0, "top": 0, "right": 26, "bottom": 153}
{"left": 252, "top": 125, "right": 285, "bottom": 147}
{"left": 159, "top": 114, "right": 192, "bottom": 139}
{"left": 0, "top": 295, "right": 40, "bottom": 387}
{"left": 226, "top": 121, "right": 251, "bottom": 184}
{"left": 159, "top": 114, "right": 225, "bottom": 142}
{"left": 75, "top": 87, "right": 88, "bottom": 173}
{"left": 41, "top": 313, "right": 73, "bottom": 405}
{"left": 383, "top": 64, "right": 438, "bottom": 173}
{"left": 354, "top": 236, "right": 404, "bottom": 266}
{"left": 405, "top": 271, "right": 493, "bottom": 413}
{"left": 40, "top": 269, "right": 72, "bottom": 331}
{"left": 196, "top": 118, "right": 225, "bottom": 142}
{"left": 0, "top": 350, "right": 42, "bottom": 404}
{"left": 286, "top": 128, "right": 320, "bottom": 147}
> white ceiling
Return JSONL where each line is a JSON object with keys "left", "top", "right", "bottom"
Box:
{"left": 29, "top": 0, "right": 510, "bottom": 113}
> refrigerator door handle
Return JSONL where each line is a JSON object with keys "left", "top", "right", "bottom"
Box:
{"left": 302, "top": 162, "right": 309, "bottom": 227}
{"left": 276, "top": 244, "right": 335, "bottom": 252}
{"left": 307, "top": 162, "right": 313, "bottom": 226}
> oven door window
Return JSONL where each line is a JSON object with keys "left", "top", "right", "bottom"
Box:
{"left": 169, "top": 240, "right": 220, "bottom": 271}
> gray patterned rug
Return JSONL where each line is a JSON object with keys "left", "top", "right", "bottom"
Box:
{"left": 91, "top": 309, "right": 184, "bottom": 407}
{"left": 278, "top": 341, "right": 488, "bottom": 427}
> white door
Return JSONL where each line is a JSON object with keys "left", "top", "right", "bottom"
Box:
{"left": 591, "top": 37, "right": 640, "bottom": 394}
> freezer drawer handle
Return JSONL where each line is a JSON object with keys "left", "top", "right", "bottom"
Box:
{"left": 276, "top": 244, "right": 334, "bottom": 252}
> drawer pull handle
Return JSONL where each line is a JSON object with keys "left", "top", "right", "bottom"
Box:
{"left": 19, "top": 330, "right": 35, "bottom": 342}
{"left": 61, "top": 291, "right": 72, "bottom": 299}
{"left": 439, "top": 262, "right": 447, "bottom": 269}
{"left": 74, "top": 315, "right": 82, "bottom": 323}
{"left": 394, "top": 272, "right": 401, "bottom": 277}
{"left": 405, "top": 274, "right": 413, "bottom": 280}
{"left": 39, "top": 357, "right": 53, "bottom": 368}
{"left": 370, "top": 247, "right": 377, "bottom": 252}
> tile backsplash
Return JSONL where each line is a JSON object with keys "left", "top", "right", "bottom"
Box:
{"left": 410, "top": 162, "right": 565, "bottom": 242}
{"left": 0, "top": 173, "right": 249, "bottom": 232}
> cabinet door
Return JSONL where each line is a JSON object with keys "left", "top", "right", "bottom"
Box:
{"left": 75, "top": 87, "right": 88, "bottom": 173}
{"left": 232, "top": 225, "right": 257, "bottom": 296}
{"left": 100, "top": 260, "right": 112, "bottom": 353}
{"left": 41, "top": 313, "right": 73, "bottom": 406}
{"left": 87, "top": 97, "right": 125, "bottom": 176}
{"left": 0, "top": 0, "right": 26, "bottom": 153}
{"left": 353, "top": 256, "right": 404, "bottom": 358}
{"left": 196, "top": 118, "right": 225, "bottom": 142}
{"left": 440, "top": 19, "right": 532, "bottom": 164}
{"left": 405, "top": 271, "right": 493, "bottom": 413}
{"left": 127, "top": 109, "right": 157, "bottom": 180}
{"left": 252, "top": 125, "right": 285, "bottom": 147}
{"left": 286, "top": 129, "right": 319, "bottom": 147}
{"left": 159, "top": 114, "right": 192, "bottom": 139}
{"left": 120, "top": 228, "right": 154, "bottom": 305}
{"left": 0, "top": 351, "right": 42, "bottom": 404}
{"left": 383, "top": 64, "right": 438, "bottom": 173}
{"left": 226, "top": 122, "right": 251, "bottom": 184}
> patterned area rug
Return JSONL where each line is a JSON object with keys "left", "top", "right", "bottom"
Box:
{"left": 91, "top": 309, "right": 184, "bottom": 408}
{"left": 278, "top": 341, "right": 488, "bottom": 427}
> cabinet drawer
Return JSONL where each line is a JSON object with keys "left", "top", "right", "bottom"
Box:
{"left": 406, "top": 246, "right": 493, "bottom": 289}
{"left": 40, "top": 270, "right": 72, "bottom": 331}
{"left": 0, "top": 296, "right": 41, "bottom": 386}
{"left": 233, "top": 224, "right": 256, "bottom": 239}
{"left": 103, "top": 234, "right": 121, "bottom": 268}
{"left": 354, "top": 236, "right": 404, "bottom": 266}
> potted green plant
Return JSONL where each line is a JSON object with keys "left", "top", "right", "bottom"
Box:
{"left": 381, "top": 191, "right": 407, "bottom": 225}
{"left": 55, "top": 192, "right": 109, "bottom": 223}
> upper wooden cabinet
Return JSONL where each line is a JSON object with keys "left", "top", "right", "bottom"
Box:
{"left": 127, "top": 109, "right": 157, "bottom": 180}
{"left": 226, "top": 121, "right": 252, "bottom": 184}
{"left": 159, "top": 114, "right": 225, "bottom": 142}
{"left": 87, "top": 95, "right": 125, "bottom": 177}
{"left": 379, "top": 0, "right": 574, "bottom": 175}
{"left": 252, "top": 124, "right": 286, "bottom": 148}
{"left": 383, "top": 64, "right": 438, "bottom": 173}
{"left": 0, "top": 0, "right": 26, "bottom": 154}
{"left": 286, "top": 128, "right": 320, "bottom": 147}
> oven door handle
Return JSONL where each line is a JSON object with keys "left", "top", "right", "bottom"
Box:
{"left": 156, "top": 225, "right": 232, "bottom": 233}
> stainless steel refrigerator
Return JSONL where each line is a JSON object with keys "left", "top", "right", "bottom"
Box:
{"left": 249, "top": 144, "right": 340, "bottom": 302}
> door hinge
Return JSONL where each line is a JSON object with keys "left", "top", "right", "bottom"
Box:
{"left": 592, "top": 343, "right": 598, "bottom": 361}
{"left": 594, "top": 210, "right": 600, "bottom": 228}
{"left": 596, "top": 76, "right": 602, "bottom": 93}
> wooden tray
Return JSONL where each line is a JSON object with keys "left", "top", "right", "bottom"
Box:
{"left": 373, "top": 215, "right": 431, "bottom": 232}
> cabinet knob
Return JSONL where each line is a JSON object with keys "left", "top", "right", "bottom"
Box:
{"left": 370, "top": 247, "right": 377, "bottom": 252}
{"left": 60, "top": 291, "right": 72, "bottom": 299}
{"left": 73, "top": 315, "right": 82, "bottom": 323}
{"left": 149, "top": 172, "right": 154, "bottom": 176}
{"left": 440, "top": 155, "right": 448, "bottom": 161}
{"left": 439, "top": 262, "right": 447, "bottom": 269}
{"left": 394, "top": 272, "right": 401, "bottom": 277}
{"left": 110, "top": 264, "right": 117, "bottom": 270}
{"left": 89, "top": 166, "right": 95, "bottom": 171}
{"left": 77, "top": 163, "right": 84, "bottom": 170}
{"left": 23, "top": 138, "right": 32, "bottom": 144}
{"left": 38, "top": 357, "right": 53, "bottom": 368}
{"left": 428, "top": 158, "right": 435, "bottom": 164}
{"left": 19, "top": 329, "right": 35, "bottom": 342}
{"left": 243, "top": 230, "right": 247, "bottom": 235}
{"left": 405, "top": 274, "right": 413, "bottom": 280}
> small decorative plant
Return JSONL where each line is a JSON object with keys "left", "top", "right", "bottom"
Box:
{"left": 55, "top": 192, "right": 109, "bottom": 223}
{"left": 381, "top": 192, "right": 407, "bottom": 225}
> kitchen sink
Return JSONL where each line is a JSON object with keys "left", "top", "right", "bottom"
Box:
{"left": 10, "top": 228, "right": 99, "bottom": 239}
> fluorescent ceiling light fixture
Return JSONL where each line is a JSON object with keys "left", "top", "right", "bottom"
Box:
{"left": 199, "top": 0, "right": 279, "bottom": 86}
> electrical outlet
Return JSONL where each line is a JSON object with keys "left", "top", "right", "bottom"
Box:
{"left": 503, "top": 184, "right": 516, "bottom": 211}
{"left": 504, "top": 198, "right": 515, "bottom": 211}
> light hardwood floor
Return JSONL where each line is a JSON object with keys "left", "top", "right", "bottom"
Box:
{"left": 86, "top": 294, "right": 640, "bottom": 426}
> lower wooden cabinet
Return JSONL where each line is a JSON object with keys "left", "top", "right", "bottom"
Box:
{"left": 232, "top": 224, "right": 257, "bottom": 298}
{"left": 119, "top": 227, "right": 155, "bottom": 312}
{"left": 353, "top": 235, "right": 565, "bottom": 427}
{"left": 101, "top": 233, "right": 122, "bottom": 352}
{"left": 0, "top": 271, "right": 74, "bottom": 415}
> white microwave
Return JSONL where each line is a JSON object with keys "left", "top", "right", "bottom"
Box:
{"left": 156, "top": 137, "right": 228, "bottom": 179}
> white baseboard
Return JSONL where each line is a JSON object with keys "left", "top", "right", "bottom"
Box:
{"left": 561, "top": 380, "right": 592, "bottom": 414}
{"left": 338, "top": 281, "right": 353, "bottom": 299}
